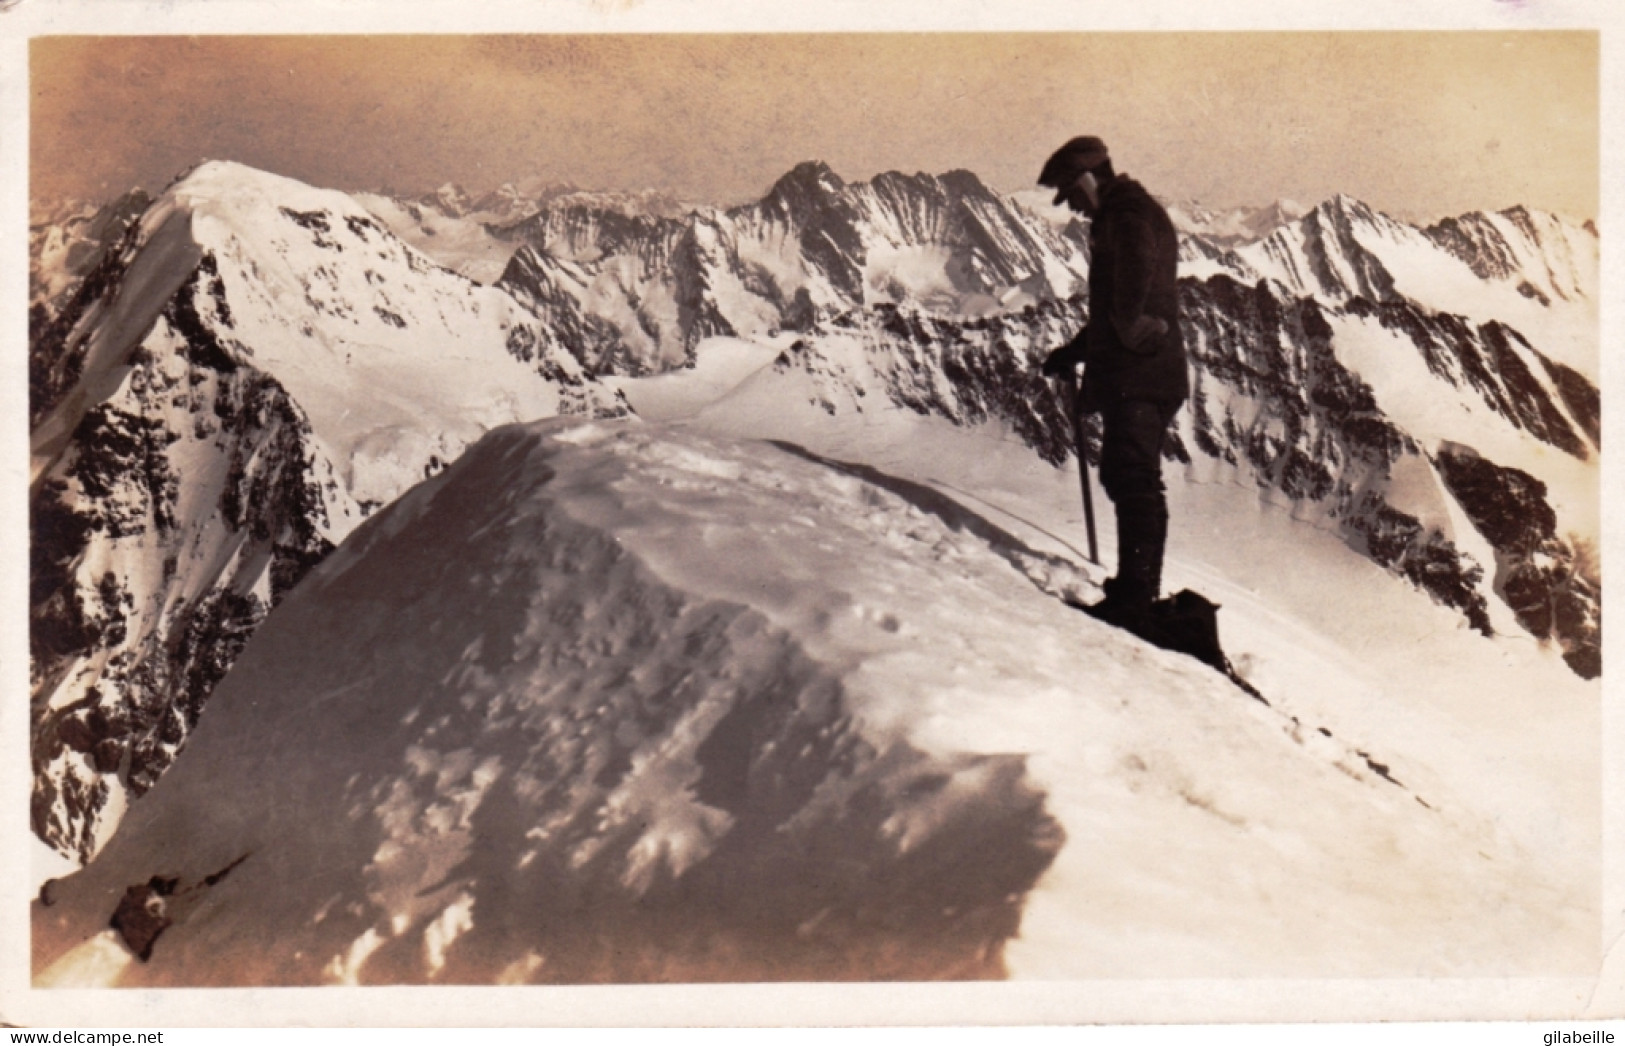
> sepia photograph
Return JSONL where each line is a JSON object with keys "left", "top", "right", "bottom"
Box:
{"left": 4, "top": 0, "right": 1620, "bottom": 1033}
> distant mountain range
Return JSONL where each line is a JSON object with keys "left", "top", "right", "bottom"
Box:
{"left": 28, "top": 159, "right": 1599, "bottom": 877}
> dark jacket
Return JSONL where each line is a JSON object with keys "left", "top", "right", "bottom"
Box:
{"left": 1070, "top": 176, "right": 1189, "bottom": 409}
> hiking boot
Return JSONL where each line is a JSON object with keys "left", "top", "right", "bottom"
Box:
{"left": 1113, "top": 493, "right": 1168, "bottom": 604}
{"left": 1085, "top": 492, "right": 1166, "bottom": 636}
{"left": 1083, "top": 574, "right": 1155, "bottom": 633}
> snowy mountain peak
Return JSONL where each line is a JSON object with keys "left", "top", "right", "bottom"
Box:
{"left": 28, "top": 161, "right": 630, "bottom": 865}
{"left": 871, "top": 167, "right": 993, "bottom": 198}
{"left": 161, "top": 161, "right": 401, "bottom": 244}
{"left": 539, "top": 188, "right": 694, "bottom": 219}
{"left": 1423, "top": 205, "right": 1597, "bottom": 306}
{"left": 1311, "top": 192, "right": 1401, "bottom": 233}
{"left": 1260, "top": 197, "right": 1307, "bottom": 223}
{"left": 476, "top": 159, "right": 1095, "bottom": 363}
{"left": 421, "top": 182, "right": 475, "bottom": 217}
{"left": 1227, "top": 188, "right": 1600, "bottom": 340}
{"left": 168, "top": 159, "right": 321, "bottom": 201}
{"left": 1166, "top": 198, "right": 1308, "bottom": 246}
{"left": 29, "top": 157, "right": 1599, "bottom": 917}
{"left": 764, "top": 160, "right": 850, "bottom": 212}
{"left": 458, "top": 182, "right": 556, "bottom": 224}
{"left": 938, "top": 167, "right": 993, "bottom": 193}
{"left": 861, "top": 168, "right": 1006, "bottom": 221}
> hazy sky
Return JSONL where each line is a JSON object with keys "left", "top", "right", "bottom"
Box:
{"left": 32, "top": 32, "right": 1598, "bottom": 221}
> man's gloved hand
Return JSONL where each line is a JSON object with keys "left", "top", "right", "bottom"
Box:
{"left": 1041, "top": 333, "right": 1088, "bottom": 377}
{"left": 1122, "top": 314, "right": 1169, "bottom": 353}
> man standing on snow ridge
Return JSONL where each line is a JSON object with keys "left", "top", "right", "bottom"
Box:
{"left": 1038, "top": 136, "right": 1189, "bottom": 629}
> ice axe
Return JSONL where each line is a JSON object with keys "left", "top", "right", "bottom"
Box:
{"left": 1062, "top": 368, "right": 1101, "bottom": 566}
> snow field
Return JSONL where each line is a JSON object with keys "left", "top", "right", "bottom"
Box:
{"left": 632, "top": 337, "right": 1598, "bottom": 974}
{"left": 350, "top": 192, "right": 517, "bottom": 285}
{"left": 27, "top": 160, "right": 644, "bottom": 876}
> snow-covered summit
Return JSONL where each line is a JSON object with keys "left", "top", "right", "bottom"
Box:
{"left": 29, "top": 159, "right": 628, "bottom": 866}
{"left": 33, "top": 418, "right": 1596, "bottom": 986}
{"left": 486, "top": 162, "right": 1092, "bottom": 372}
{"left": 33, "top": 159, "right": 617, "bottom": 494}
{"left": 766, "top": 158, "right": 849, "bottom": 203}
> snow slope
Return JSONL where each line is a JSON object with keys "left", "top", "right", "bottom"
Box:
{"left": 1167, "top": 197, "right": 1308, "bottom": 247}
{"left": 626, "top": 339, "right": 1603, "bottom": 978}
{"left": 34, "top": 395, "right": 1596, "bottom": 986}
{"left": 30, "top": 161, "right": 1600, "bottom": 887}
{"left": 644, "top": 336, "right": 1598, "bottom": 842}
{"left": 33, "top": 161, "right": 621, "bottom": 501}
{"left": 352, "top": 192, "right": 519, "bottom": 286}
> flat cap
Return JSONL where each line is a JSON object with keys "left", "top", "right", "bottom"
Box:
{"left": 1038, "top": 136, "right": 1111, "bottom": 196}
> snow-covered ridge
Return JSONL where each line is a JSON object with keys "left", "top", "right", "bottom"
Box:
{"left": 35, "top": 420, "right": 1067, "bottom": 984}
{"left": 1425, "top": 205, "right": 1597, "bottom": 306}
{"left": 34, "top": 419, "right": 1594, "bottom": 985}
{"left": 1166, "top": 197, "right": 1308, "bottom": 246}
{"left": 30, "top": 190, "right": 154, "bottom": 324}
{"left": 29, "top": 160, "right": 630, "bottom": 865}
{"left": 1234, "top": 196, "right": 1597, "bottom": 374}
{"left": 28, "top": 160, "right": 1601, "bottom": 985}
{"left": 746, "top": 267, "right": 1598, "bottom": 678}
{"left": 351, "top": 182, "right": 699, "bottom": 285}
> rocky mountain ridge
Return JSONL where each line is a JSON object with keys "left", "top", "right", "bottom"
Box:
{"left": 758, "top": 271, "right": 1598, "bottom": 677}
{"left": 491, "top": 161, "right": 1092, "bottom": 373}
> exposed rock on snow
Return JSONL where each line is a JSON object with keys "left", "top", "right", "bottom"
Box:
{"left": 382, "top": 165, "right": 1599, "bottom": 669}
{"left": 30, "top": 190, "right": 155, "bottom": 328}
{"left": 491, "top": 164, "right": 1092, "bottom": 371}
{"left": 1424, "top": 205, "right": 1597, "bottom": 307}
{"left": 759, "top": 271, "right": 1596, "bottom": 661}
{"left": 1433, "top": 444, "right": 1600, "bottom": 677}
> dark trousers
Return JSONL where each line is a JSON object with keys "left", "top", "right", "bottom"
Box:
{"left": 1099, "top": 399, "right": 1176, "bottom": 501}
{"left": 1097, "top": 399, "right": 1178, "bottom": 601}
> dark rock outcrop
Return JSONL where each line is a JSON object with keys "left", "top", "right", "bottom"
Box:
{"left": 1435, "top": 445, "right": 1600, "bottom": 678}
